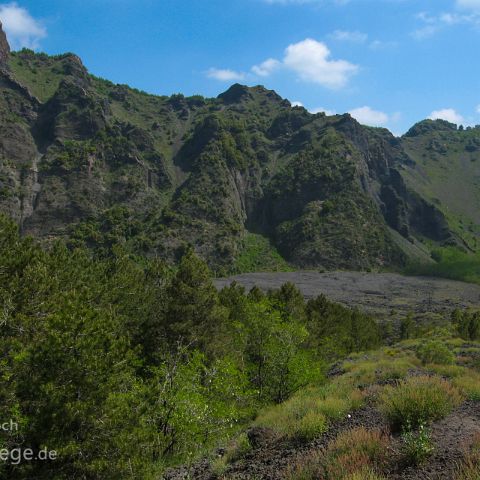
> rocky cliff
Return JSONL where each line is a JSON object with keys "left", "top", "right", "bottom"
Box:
{"left": 0, "top": 36, "right": 475, "bottom": 273}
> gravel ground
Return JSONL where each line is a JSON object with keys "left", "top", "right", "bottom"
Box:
{"left": 214, "top": 272, "right": 480, "bottom": 317}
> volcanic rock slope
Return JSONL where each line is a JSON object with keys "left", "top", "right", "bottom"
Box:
{"left": 0, "top": 26, "right": 477, "bottom": 272}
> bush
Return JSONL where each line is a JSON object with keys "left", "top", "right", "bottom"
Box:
{"left": 455, "top": 433, "right": 480, "bottom": 480}
{"left": 417, "top": 340, "right": 455, "bottom": 365}
{"left": 380, "top": 375, "right": 463, "bottom": 430}
{"left": 322, "top": 428, "right": 389, "bottom": 479}
{"left": 344, "top": 469, "right": 387, "bottom": 480}
{"left": 452, "top": 371, "right": 480, "bottom": 401}
{"left": 401, "top": 421, "right": 434, "bottom": 465}
{"left": 284, "top": 429, "right": 388, "bottom": 480}
{"left": 255, "top": 383, "right": 363, "bottom": 440}
{"left": 211, "top": 432, "right": 251, "bottom": 475}
{"left": 284, "top": 450, "right": 323, "bottom": 480}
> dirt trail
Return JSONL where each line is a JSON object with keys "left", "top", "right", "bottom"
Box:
{"left": 214, "top": 272, "right": 480, "bottom": 317}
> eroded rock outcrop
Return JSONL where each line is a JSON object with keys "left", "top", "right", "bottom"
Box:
{"left": 0, "top": 21, "right": 10, "bottom": 67}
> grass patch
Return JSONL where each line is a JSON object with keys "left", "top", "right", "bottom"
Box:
{"left": 452, "top": 371, "right": 480, "bottom": 401}
{"left": 211, "top": 432, "right": 251, "bottom": 475}
{"left": 255, "top": 382, "right": 363, "bottom": 440}
{"left": 323, "top": 428, "right": 389, "bottom": 480}
{"left": 425, "top": 363, "right": 466, "bottom": 378}
{"left": 233, "top": 232, "right": 292, "bottom": 273}
{"left": 284, "top": 428, "right": 388, "bottom": 480}
{"left": 341, "top": 349, "right": 419, "bottom": 387}
{"left": 380, "top": 375, "right": 463, "bottom": 430}
{"left": 404, "top": 247, "right": 480, "bottom": 285}
{"left": 455, "top": 433, "right": 480, "bottom": 480}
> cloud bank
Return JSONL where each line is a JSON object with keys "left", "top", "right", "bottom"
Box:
{"left": 206, "top": 68, "right": 245, "bottom": 82}
{"left": 0, "top": 2, "right": 46, "bottom": 49}
{"left": 429, "top": 108, "right": 464, "bottom": 124}
{"left": 349, "top": 106, "right": 389, "bottom": 126}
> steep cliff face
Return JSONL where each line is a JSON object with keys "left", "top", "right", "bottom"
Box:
{"left": 0, "top": 22, "right": 9, "bottom": 67}
{"left": 0, "top": 46, "right": 470, "bottom": 272}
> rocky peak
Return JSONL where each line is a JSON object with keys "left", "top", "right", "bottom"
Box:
{"left": 0, "top": 21, "right": 10, "bottom": 66}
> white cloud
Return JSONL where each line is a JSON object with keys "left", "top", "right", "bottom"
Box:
{"left": 429, "top": 108, "right": 465, "bottom": 124}
{"left": 349, "top": 106, "right": 389, "bottom": 126}
{"left": 251, "top": 58, "right": 281, "bottom": 77}
{"left": 412, "top": 10, "right": 480, "bottom": 39}
{"left": 206, "top": 68, "right": 245, "bottom": 82}
{"left": 311, "top": 106, "right": 336, "bottom": 115}
{"left": 0, "top": 2, "right": 46, "bottom": 49}
{"left": 457, "top": 0, "right": 480, "bottom": 11}
{"left": 329, "top": 30, "right": 367, "bottom": 43}
{"left": 283, "top": 38, "right": 358, "bottom": 89}
{"left": 210, "top": 38, "right": 357, "bottom": 89}
{"left": 476, "top": 104, "right": 480, "bottom": 114}
{"left": 291, "top": 101, "right": 303, "bottom": 107}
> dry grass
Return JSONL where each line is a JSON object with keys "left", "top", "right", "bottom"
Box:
{"left": 455, "top": 433, "right": 480, "bottom": 480}
{"left": 452, "top": 371, "right": 480, "bottom": 401}
{"left": 284, "top": 428, "right": 389, "bottom": 480}
{"left": 322, "top": 428, "right": 389, "bottom": 479}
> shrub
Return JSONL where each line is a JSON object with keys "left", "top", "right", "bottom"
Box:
{"left": 255, "top": 394, "right": 328, "bottom": 440}
{"left": 284, "top": 451, "right": 323, "bottom": 480}
{"left": 455, "top": 433, "right": 480, "bottom": 480}
{"left": 401, "top": 421, "right": 434, "bottom": 465}
{"left": 322, "top": 428, "right": 389, "bottom": 479}
{"left": 417, "top": 340, "right": 455, "bottom": 365}
{"left": 284, "top": 429, "right": 388, "bottom": 480}
{"left": 211, "top": 432, "right": 251, "bottom": 475}
{"left": 452, "top": 371, "right": 480, "bottom": 401}
{"left": 344, "top": 469, "right": 387, "bottom": 480}
{"left": 380, "top": 375, "right": 463, "bottom": 430}
{"left": 255, "top": 383, "right": 363, "bottom": 440}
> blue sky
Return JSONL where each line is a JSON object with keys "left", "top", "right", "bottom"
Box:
{"left": 1, "top": 0, "right": 480, "bottom": 134}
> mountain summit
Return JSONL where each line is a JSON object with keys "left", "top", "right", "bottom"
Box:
{"left": 0, "top": 45, "right": 478, "bottom": 273}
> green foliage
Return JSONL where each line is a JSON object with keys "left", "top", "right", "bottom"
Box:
{"left": 0, "top": 215, "right": 385, "bottom": 478}
{"left": 452, "top": 309, "right": 480, "bottom": 340}
{"left": 233, "top": 232, "right": 292, "bottom": 273}
{"left": 306, "top": 295, "right": 381, "bottom": 359}
{"left": 416, "top": 340, "right": 455, "bottom": 365}
{"left": 401, "top": 421, "right": 434, "bottom": 465}
{"left": 255, "top": 382, "right": 363, "bottom": 440}
{"left": 405, "top": 248, "right": 480, "bottom": 285}
{"left": 380, "top": 375, "right": 463, "bottom": 431}
{"left": 400, "top": 313, "right": 416, "bottom": 340}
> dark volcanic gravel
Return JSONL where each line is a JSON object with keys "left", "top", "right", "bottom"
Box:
{"left": 214, "top": 271, "right": 480, "bottom": 317}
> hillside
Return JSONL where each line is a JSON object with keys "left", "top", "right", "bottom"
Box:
{"left": 166, "top": 332, "right": 480, "bottom": 480}
{"left": 1, "top": 24, "right": 477, "bottom": 274}
{"left": 401, "top": 119, "right": 480, "bottom": 252}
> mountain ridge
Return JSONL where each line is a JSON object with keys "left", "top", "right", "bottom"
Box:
{"left": 0, "top": 26, "right": 478, "bottom": 273}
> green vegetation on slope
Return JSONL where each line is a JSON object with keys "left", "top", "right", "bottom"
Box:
{"left": 405, "top": 246, "right": 480, "bottom": 285}
{"left": 401, "top": 119, "right": 480, "bottom": 252}
{"left": 1, "top": 47, "right": 469, "bottom": 273}
{"left": 233, "top": 232, "right": 293, "bottom": 273}
{"left": 0, "top": 215, "right": 382, "bottom": 479}
{"left": 217, "top": 328, "right": 480, "bottom": 480}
